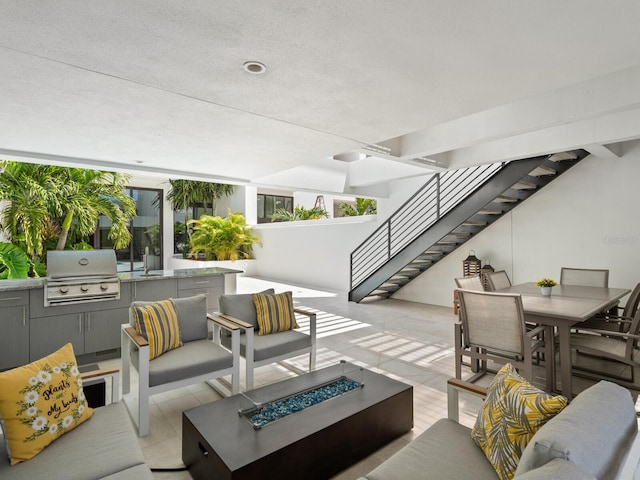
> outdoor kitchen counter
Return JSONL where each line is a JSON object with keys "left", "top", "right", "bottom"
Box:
{"left": 0, "top": 267, "right": 242, "bottom": 371}
{"left": 0, "top": 266, "right": 243, "bottom": 291}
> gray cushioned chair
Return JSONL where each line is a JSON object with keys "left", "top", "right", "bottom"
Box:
{"left": 213, "top": 290, "right": 316, "bottom": 390}
{"left": 121, "top": 294, "right": 240, "bottom": 436}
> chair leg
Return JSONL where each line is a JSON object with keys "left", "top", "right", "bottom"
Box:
{"left": 454, "top": 323, "right": 463, "bottom": 379}
{"left": 309, "top": 348, "right": 316, "bottom": 372}
{"left": 544, "top": 326, "right": 555, "bottom": 392}
{"left": 230, "top": 329, "right": 240, "bottom": 395}
{"left": 245, "top": 327, "right": 255, "bottom": 391}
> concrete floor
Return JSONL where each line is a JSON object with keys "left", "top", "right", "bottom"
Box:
{"left": 103, "top": 276, "right": 639, "bottom": 480}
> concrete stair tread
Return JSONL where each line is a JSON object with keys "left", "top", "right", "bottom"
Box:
{"left": 530, "top": 165, "right": 556, "bottom": 176}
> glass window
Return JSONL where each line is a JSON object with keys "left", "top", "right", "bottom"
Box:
{"left": 257, "top": 194, "right": 293, "bottom": 223}
{"left": 96, "top": 187, "right": 163, "bottom": 272}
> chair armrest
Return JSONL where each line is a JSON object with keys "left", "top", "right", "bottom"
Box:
{"left": 447, "top": 377, "right": 487, "bottom": 422}
{"left": 294, "top": 308, "right": 316, "bottom": 344}
{"left": 80, "top": 368, "right": 120, "bottom": 404}
{"left": 209, "top": 312, "right": 254, "bottom": 330}
{"left": 122, "top": 326, "right": 149, "bottom": 348}
{"left": 80, "top": 367, "right": 119, "bottom": 381}
{"left": 207, "top": 312, "right": 242, "bottom": 333}
{"left": 572, "top": 328, "right": 640, "bottom": 341}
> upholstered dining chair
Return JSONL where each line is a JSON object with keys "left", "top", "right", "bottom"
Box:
{"left": 560, "top": 267, "right": 609, "bottom": 287}
{"left": 455, "top": 289, "right": 553, "bottom": 390}
{"left": 121, "top": 294, "right": 240, "bottom": 436}
{"left": 212, "top": 289, "right": 316, "bottom": 390}
{"left": 485, "top": 270, "right": 511, "bottom": 291}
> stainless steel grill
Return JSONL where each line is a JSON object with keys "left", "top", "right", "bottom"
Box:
{"left": 45, "top": 250, "right": 120, "bottom": 306}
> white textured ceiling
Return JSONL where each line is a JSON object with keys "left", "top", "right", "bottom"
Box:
{"left": 1, "top": 1, "right": 640, "bottom": 195}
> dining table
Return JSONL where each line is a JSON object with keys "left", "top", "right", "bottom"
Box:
{"left": 495, "top": 282, "right": 630, "bottom": 397}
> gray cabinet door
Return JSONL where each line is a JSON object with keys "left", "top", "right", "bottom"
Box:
{"left": 0, "top": 305, "right": 29, "bottom": 370}
{"left": 178, "top": 276, "right": 224, "bottom": 311}
{"left": 30, "top": 313, "right": 84, "bottom": 360}
{"left": 84, "top": 308, "right": 129, "bottom": 353}
{"left": 132, "top": 279, "right": 177, "bottom": 301}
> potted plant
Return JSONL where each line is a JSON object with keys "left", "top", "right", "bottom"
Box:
{"left": 187, "top": 211, "right": 260, "bottom": 261}
{"left": 536, "top": 278, "right": 557, "bottom": 296}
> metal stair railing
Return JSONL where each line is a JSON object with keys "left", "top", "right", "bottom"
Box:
{"left": 350, "top": 162, "right": 503, "bottom": 290}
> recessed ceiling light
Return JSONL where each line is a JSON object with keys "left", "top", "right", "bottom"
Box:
{"left": 135, "top": 160, "right": 144, "bottom": 164}
{"left": 243, "top": 61, "right": 267, "bottom": 75}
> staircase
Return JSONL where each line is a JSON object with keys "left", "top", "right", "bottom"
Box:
{"left": 349, "top": 150, "right": 589, "bottom": 303}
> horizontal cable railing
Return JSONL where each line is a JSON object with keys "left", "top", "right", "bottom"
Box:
{"left": 350, "top": 162, "right": 503, "bottom": 290}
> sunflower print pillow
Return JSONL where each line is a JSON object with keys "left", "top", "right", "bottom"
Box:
{"left": 0, "top": 343, "right": 93, "bottom": 465}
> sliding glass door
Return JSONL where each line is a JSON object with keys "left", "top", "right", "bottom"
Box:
{"left": 96, "top": 187, "right": 163, "bottom": 272}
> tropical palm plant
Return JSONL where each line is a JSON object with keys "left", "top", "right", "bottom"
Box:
{"left": 166, "top": 179, "right": 235, "bottom": 244}
{"left": 338, "top": 197, "right": 377, "bottom": 216}
{"left": 0, "top": 162, "right": 58, "bottom": 258}
{"left": 201, "top": 182, "right": 235, "bottom": 216}
{"left": 0, "top": 161, "right": 136, "bottom": 256}
{"left": 188, "top": 212, "right": 260, "bottom": 261}
{"left": 54, "top": 168, "right": 136, "bottom": 251}
{"left": 271, "top": 205, "right": 329, "bottom": 222}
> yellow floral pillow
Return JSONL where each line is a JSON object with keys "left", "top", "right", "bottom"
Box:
{"left": 0, "top": 343, "right": 93, "bottom": 465}
{"left": 252, "top": 291, "right": 299, "bottom": 335}
{"left": 471, "top": 364, "right": 567, "bottom": 480}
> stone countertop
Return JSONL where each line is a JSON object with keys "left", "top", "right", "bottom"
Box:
{"left": 0, "top": 267, "right": 242, "bottom": 291}
{"left": 119, "top": 267, "right": 242, "bottom": 282}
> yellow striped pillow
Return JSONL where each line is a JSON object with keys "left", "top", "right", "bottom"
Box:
{"left": 252, "top": 291, "right": 299, "bottom": 335}
{"left": 132, "top": 299, "right": 182, "bottom": 359}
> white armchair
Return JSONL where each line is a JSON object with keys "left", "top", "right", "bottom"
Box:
{"left": 212, "top": 290, "right": 316, "bottom": 390}
{"left": 121, "top": 294, "right": 240, "bottom": 436}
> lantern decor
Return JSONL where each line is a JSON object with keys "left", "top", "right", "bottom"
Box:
{"left": 480, "top": 260, "right": 495, "bottom": 291}
{"left": 462, "top": 250, "right": 482, "bottom": 277}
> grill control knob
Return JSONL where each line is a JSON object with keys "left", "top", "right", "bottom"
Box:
{"left": 80, "top": 285, "right": 89, "bottom": 292}
{"left": 60, "top": 287, "right": 69, "bottom": 294}
{"left": 100, "top": 284, "right": 108, "bottom": 291}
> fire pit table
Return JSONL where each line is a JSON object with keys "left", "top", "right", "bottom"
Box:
{"left": 182, "top": 362, "right": 413, "bottom": 480}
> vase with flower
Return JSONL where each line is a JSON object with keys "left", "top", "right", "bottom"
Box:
{"left": 536, "top": 278, "right": 557, "bottom": 296}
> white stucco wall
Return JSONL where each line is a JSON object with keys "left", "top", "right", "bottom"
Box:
{"left": 251, "top": 217, "right": 378, "bottom": 292}
{"left": 393, "top": 140, "right": 640, "bottom": 307}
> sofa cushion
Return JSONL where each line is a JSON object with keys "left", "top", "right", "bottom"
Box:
{"left": 133, "top": 338, "right": 234, "bottom": 387}
{"left": 253, "top": 291, "right": 299, "bottom": 335}
{"left": 515, "top": 380, "right": 636, "bottom": 479}
{"left": 132, "top": 299, "right": 182, "bottom": 359}
{"left": 0, "top": 343, "right": 93, "bottom": 465}
{"left": 0, "top": 402, "right": 146, "bottom": 479}
{"left": 221, "top": 329, "right": 311, "bottom": 362}
{"left": 171, "top": 294, "right": 208, "bottom": 342}
{"left": 363, "top": 418, "right": 498, "bottom": 480}
{"left": 514, "top": 458, "right": 596, "bottom": 479}
{"left": 218, "top": 289, "right": 274, "bottom": 328}
{"left": 472, "top": 364, "right": 567, "bottom": 480}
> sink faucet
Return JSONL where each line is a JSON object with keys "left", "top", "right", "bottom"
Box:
{"left": 143, "top": 246, "right": 150, "bottom": 274}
